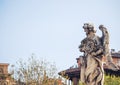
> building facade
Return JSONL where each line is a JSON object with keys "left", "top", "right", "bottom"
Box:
{"left": 0, "top": 63, "right": 15, "bottom": 85}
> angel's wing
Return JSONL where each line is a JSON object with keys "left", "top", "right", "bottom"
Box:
{"left": 99, "top": 25, "right": 119, "bottom": 70}
{"left": 99, "top": 25, "right": 109, "bottom": 56}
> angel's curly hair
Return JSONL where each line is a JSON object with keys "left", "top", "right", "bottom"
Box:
{"left": 83, "top": 23, "right": 96, "bottom": 33}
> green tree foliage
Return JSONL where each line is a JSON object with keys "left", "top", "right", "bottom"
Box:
{"left": 104, "top": 75, "right": 120, "bottom": 85}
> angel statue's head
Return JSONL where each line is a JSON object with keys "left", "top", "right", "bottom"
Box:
{"left": 83, "top": 23, "right": 96, "bottom": 34}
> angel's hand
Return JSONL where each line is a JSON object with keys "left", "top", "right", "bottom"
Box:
{"left": 91, "top": 52, "right": 96, "bottom": 56}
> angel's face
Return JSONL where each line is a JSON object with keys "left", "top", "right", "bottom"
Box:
{"left": 83, "top": 27, "right": 89, "bottom": 34}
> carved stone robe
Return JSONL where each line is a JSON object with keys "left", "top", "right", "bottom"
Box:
{"left": 79, "top": 35, "right": 104, "bottom": 85}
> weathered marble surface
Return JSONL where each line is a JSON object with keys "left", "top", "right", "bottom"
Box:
{"left": 79, "top": 23, "right": 118, "bottom": 85}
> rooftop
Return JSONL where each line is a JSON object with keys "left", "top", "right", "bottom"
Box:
{"left": 111, "top": 52, "right": 120, "bottom": 58}
{"left": 0, "top": 63, "right": 9, "bottom": 66}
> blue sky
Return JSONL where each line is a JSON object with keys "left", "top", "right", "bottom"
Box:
{"left": 0, "top": 0, "right": 120, "bottom": 71}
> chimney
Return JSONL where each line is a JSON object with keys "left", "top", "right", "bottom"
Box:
{"left": 111, "top": 49, "right": 115, "bottom": 53}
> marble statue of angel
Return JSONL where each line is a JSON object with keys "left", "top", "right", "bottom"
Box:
{"left": 79, "top": 23, "right": 118, "bottom": 85}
